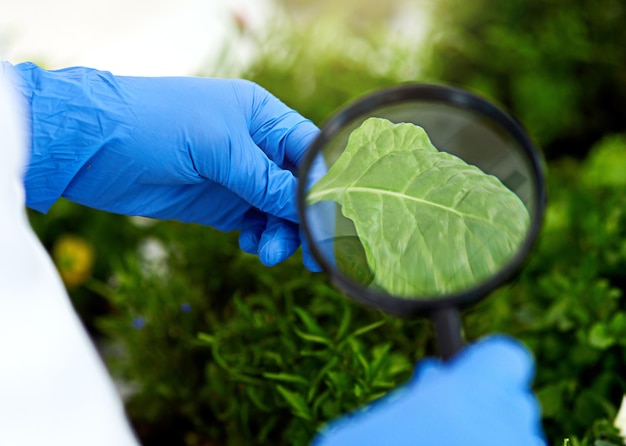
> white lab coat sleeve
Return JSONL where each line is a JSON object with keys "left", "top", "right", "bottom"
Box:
{"left": 0, "top": 63, "right": 140, "bottom": 446}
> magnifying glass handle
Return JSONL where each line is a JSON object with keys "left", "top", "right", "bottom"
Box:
{"left": 431, "top": 307, "right": 464, "bottom": 360}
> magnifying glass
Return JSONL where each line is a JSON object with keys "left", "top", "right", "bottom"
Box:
{"left": 297, "top": 84, "right": 546, "bottom": 360}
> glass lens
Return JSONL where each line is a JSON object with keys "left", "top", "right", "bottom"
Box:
{"left": 302, "top": 95, "right": 541, "bottom": 300}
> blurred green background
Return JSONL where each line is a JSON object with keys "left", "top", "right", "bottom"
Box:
{"left": 28, "top": 0, "right": 626, "bottom": 445}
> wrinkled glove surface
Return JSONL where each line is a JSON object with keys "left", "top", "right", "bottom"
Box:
{"left": 12, "top": 62, "right": 320, "bottom": 267}
{"left": 313, "top": 336, "right": 547, "bottom": 446}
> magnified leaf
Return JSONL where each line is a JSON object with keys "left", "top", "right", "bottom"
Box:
{"left": 307, "top": 117, "right": 530, "bottom": 298}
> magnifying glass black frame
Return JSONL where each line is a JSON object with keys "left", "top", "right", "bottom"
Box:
{"left": 297, "top": 83, "right": 547, "bottom": 359}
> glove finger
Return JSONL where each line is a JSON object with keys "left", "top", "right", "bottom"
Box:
{"left": 246, "top": 83, "right": 320, "bottom": 168}
{"left": 220, "top": 138, "right": 300, "bottom": 223}
{"left": 408, "top": 357, "right": 443, "bottom": 384}
{"left": 450, "top": 335, "right": 535, "bottom": 388}
{"left": 258, "top": 215, "right": 300, "bottom": 266}
{"left": 238, "top": 210, "right": 267, "bottom": 255}
{"left": 451, "top": 337, "right": 546, "bottom": 445}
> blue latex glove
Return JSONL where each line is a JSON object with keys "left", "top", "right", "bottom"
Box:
{"left": 313, "top": 336, "right": 546, "bottom": 446}
{"left": 10, "top": 62, "right": 320, "bottom": 268}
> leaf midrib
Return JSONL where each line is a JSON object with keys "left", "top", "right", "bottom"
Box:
{"left": 308, "top": 185, "right": 494, "bottom": 225}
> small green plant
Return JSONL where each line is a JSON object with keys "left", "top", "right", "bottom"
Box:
{"left": 96, "top": 223, "right": 430, "bottom": 445}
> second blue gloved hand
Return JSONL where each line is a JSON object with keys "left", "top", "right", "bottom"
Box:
{"left": 13, "top": 62, "right": 321, "bottom": 268}
{"left": 313, "top": 336, "right": 546, "bottom": 446}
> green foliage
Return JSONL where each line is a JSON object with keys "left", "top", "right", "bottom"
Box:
{"left": 422, "top": 0, "right": 626, "bottom": 159}
{"left": 582, "top": 135, "right": 626, "bottom": 189}
{"left": 96, "top": 222, "right": 427, "bottom": 445}
{"left": 464, "top": 135, "right": 626, "bottom": 444}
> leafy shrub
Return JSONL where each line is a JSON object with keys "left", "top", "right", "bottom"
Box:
{"left": 421, "top": 0, "right": 626, "bottom": 159}
{"left": 98, "top": 225, "right": 429, "bottom": 445}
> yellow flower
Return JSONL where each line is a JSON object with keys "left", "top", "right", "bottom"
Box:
{"left": 52, "top": 234, "right": 95, "bottom": 289}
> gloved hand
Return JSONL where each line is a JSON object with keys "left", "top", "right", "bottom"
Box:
{"left": 11, "top": 62, "right": 320, "bottom": 268}
{"left": 313, "top": 336, "right": 546, "bottom": 446}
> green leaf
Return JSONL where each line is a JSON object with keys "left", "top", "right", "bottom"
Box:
{"left": 350, "top": 319, "right": 386, "bottom": 337}
{"left": 610, "top": 313, "right": 626, "bottom": 336}
{"left": 326, "top": 371, "right": 352, "bottom": 391}
{"left": 354, "top": 350, "right": 370, "bottom": 379}
{"left": 308, "top": 357, "right": 340, "bottom": 402}
{"left": 369, "top": 343, "right": 392, "bottom": 378}
{"left": 537, "top": 382, "right": 573, "bottom": 418}
{"left": 245, "top": 385, "right": 272, "bottom": 412}
{"left": 293, "top": 328, "right": 332, "bottom": 345}
{"left": 262, "top": 372, "right": 310, "bottom": 386}
{"left": 589, "top": 323, "right": 615, "bottom": 350}
{"left": 311, "top": 389, "right": 331, "bottom": 415}
{"left": 197, "top": 333, "right": 215, "bottom": 344}
{"left": 308, "top": 117, "right": 530, "bottom": 297}
{"left": 293, "top": 306, "right": 327, "bottom": 337}
{"left": 353, "top": 383, "right": 364, "bottom": 398}
{"left": 276, "top": 385, "right": 312, "bottom": 420}
{"left": 335, "top": 304, "right": 352, "bottom": 342}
